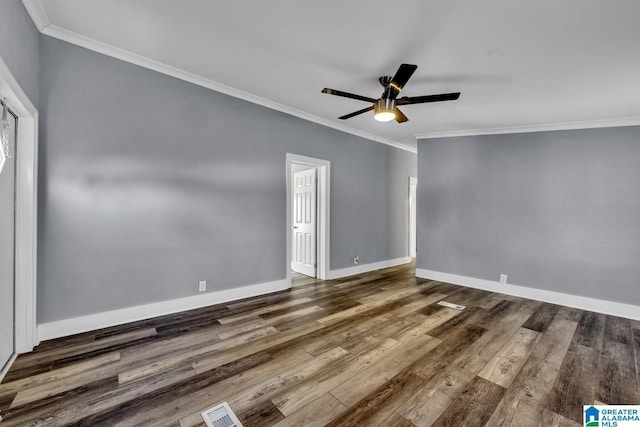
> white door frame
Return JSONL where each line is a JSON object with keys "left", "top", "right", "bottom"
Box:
{"left": 286, "top": 153, "right": 330, "bottom": 281}
{"left": 0, "top": 57, "right": 39, "bottom": 356}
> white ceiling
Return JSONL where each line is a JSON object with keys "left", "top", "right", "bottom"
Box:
{"left": 24, "top": 0, "right": 640, "bottom": 151}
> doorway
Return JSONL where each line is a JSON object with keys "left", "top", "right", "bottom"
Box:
{"left": 0, "top": 58, "right": 39, "bottom": 379}
{"left": 0, "top": 101, "right": 17, "bottom": 374}
{"left": 409, "top": 176, "right": 417, "bottom": 258}
{"left": 291, "top": 165, "right": 317, "bottom": 277}
{"left": 286, "top": 154, "right": 330, "bottom": 281}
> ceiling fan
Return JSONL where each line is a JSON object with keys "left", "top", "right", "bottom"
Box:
{"left": 321, "top": 63, "right": 460, "bottom": 123}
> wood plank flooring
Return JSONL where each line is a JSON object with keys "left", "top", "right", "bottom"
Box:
{"left": 1, "top": 263, "right": 639, "bottom": 426}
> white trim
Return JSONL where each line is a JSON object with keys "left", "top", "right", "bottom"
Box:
{"left": 0, "top": 56, "right": 39, "bottom": 354}
{"left": 21, "top": 0, "right": 50, "bottom": 31}
{"left": 21, "top": 1, "right": 414, "bottom": 153}
{"left": 0, "top": 353, "right": 18, "bottom": 383}
{"left": 317, "top": 165, "right": 329, "bottom": 279}
{"left": 415, "top": 268, "right": 640, "bottom": 321}
{"left": 286, "top": 154, "right": 330, "bottom": 281}
{"left": 25, "top": 2, "right": 640, "bottom": 150}
{"left": 37, "top": 278, "right": 290, "bottom": 341}
{"left": 329, "top": 257, "right": 411, "bottom": 280}
{"left": 415, "top": 116, "right": 640, "bottom": 140}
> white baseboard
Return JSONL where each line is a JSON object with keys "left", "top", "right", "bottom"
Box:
{"left": 416, "top": 268, "right": 640, "bottom": 321}
{"left": 37, "top": 278, "right": 291, "bottom": 342}
{"left": 0, "top": 353, "right": 18, "bottom": 383}
{"left": 328, "top": 257, "right": 412, "bottom": 280}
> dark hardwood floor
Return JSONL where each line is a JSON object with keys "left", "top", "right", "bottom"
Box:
{"left": 1, "top": 263, "right": 639, "bottom": 426}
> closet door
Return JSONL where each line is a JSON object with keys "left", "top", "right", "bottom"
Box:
{"left": 0, "top": 106, "right": 17, "bottom": 373}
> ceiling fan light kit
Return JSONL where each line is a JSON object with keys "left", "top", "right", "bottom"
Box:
{"left": 322, "top": 63, "right": 460, "bottom": 124}
{"left": 374, "top": 98, "right": 396, "bottom": 122}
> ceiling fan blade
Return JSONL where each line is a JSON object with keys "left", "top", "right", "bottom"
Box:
{"left": 338, "top": 106, "right": 374, "bottom": 120}
{"left": 322, "top": 88, "right": 377, "bottom": 103}
{"left": 395, "top": 108, "right": 409, "bottom": 123}
{"left": 396, "top": 92, "right": 461, "bottom": 105}
{"left": 384, "top": 63, "right": 418, "bottom": 99}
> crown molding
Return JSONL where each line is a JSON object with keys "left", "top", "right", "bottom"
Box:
{"left": 21, "top": 0, "right": 50, "bottom": 31}
{"left": 44, "top": 25, "right": 416, "bottom": 153}
{"left": 22, "top": 0, "right": 637, "bottom": 152}
{"left": 22, "top": 0, "right": 415, "bottom": 153}
{"left": 415, "top": 116, "right": 640, "bottom": 140}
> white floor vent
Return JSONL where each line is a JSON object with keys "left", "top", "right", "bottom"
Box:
{"left": 437, "top": 301, "right": 466, "bottom": 310}
{"left": 201, "top": 402, "right": 244, "bottom": 427}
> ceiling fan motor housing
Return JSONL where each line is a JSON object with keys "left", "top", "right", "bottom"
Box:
{"left": 379, "top": 76, "right": 392, "bottom": 87}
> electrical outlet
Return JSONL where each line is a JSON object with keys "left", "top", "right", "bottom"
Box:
{"left": 353, "top": 256, "right": 359, "bottom": 265}
{"left": 499, "top": 274, "right": 507, "bottom": 284}
{"left": 199, "top": 280, "right": 207, "bottom": 292}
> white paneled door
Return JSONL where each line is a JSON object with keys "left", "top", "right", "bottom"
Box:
{"left": 292, "top": 168, "right": 317, "bottom": 277}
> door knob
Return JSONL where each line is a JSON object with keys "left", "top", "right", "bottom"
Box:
{"left": 292, "top": 226, "right": 299, "bottom": 229}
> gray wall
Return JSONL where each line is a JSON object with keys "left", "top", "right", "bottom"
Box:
{"left": 417, "top": 127, "right": 640, "bottom": 306}
{"left": 38, "top": 36, "right": 416, "bottom": 322}
{"left": 0, "top": 0, "right": 40, "bottom": 105}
